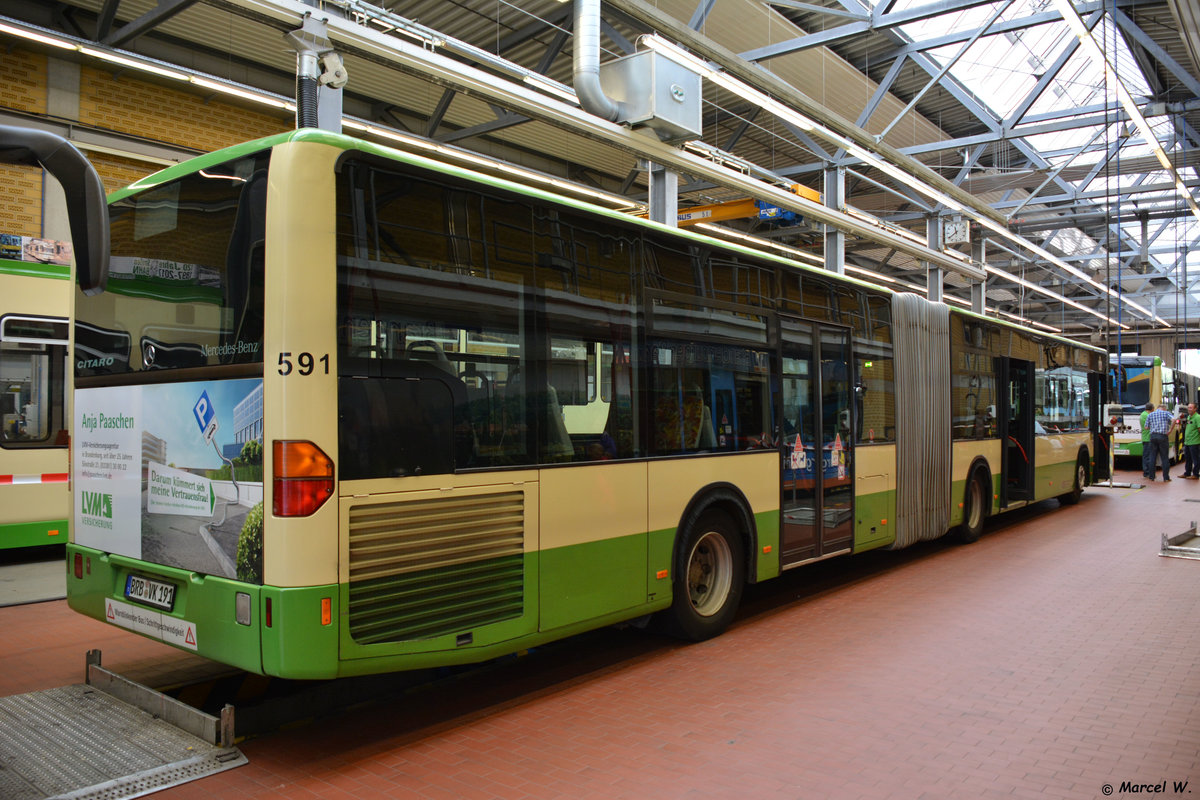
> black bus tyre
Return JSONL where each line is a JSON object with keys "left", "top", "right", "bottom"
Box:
{"left": 661, "top": 509, "right": 745, "bottom": 642}
{"left": 958, "top": 470, "right": 988, "bottom": 543}
{"left": 1059, "top": 455, "right": 1087, "bottom": 506}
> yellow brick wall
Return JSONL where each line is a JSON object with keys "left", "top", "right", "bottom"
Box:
{"left": 0, "top": 48, "right": 46, "bottom": 114}
{"left": 78, "top": 66, "right": 288, "bottom": 153}
{"left": 89, "top": 153, "right": 160, "bottom": 195}
{"left": 0, "top": 165, "right": 44, "bottom": 237}
{"left": 0, "top": 49, "right": 47, "bottom": 237}
{"left": 0, "top": 46, "right": 291, "bottom": 238}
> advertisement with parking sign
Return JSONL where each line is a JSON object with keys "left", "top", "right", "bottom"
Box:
{"left": 74, "top": 378, "right": 264, "bottom": 580}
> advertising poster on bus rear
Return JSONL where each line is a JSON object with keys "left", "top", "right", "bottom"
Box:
{"left": 74, "top": 378, "right": 264, "bottom": 580}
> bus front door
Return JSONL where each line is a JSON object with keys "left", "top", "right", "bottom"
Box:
{"left": 780, "top": 319, "right": 853, "bottom": 567}
{"left": 999, "top": 357, "right": 1035, "bottom": 504}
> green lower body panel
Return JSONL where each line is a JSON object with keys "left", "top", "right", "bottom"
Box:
{"left": 1034, "top": 458, "right": 1078, "bottom": 502}
{"left": 753, "top": 509, "right": 781, "bottom": 581}
{"left": 853, "top": 489, "right": 895, "bottom": 551}
{"left": 542, "top": 534, "right": 648, "bottom": 631}
{"left": 1, "top": 519, "right": 68, "bottom": 550}
{"left": 1113, "top": 439, "right": 1146, "bottom": 458}
{"left": 261, "top": 584, "right": 340, "bottom": 678}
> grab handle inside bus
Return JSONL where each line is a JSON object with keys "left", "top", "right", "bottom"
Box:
{"left": 0, "top": 124, "right": 109, "bottom": 293}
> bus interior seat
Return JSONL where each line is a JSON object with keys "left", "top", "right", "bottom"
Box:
{"left": 459, "top": 363, "right": 494, "bottom": 437}
{"left": 653, "top": 391, "right": 716, "bottom": 452}
{"left": 541, "top": 383, "right": 573, "bottom": 461}
{"left": 406, "top": 339, "right": 456, "bottom": 375}
{"left": 505, "top": 367, "right": 573, "bottom": 461}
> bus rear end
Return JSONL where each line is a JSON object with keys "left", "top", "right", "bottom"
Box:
{"left": 67, "top": 135, "right": 336, "bottom": 676}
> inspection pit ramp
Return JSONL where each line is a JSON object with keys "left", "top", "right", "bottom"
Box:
{"left": 1161, "top": 521, "right": 1200, "bottom": 561}
{"left": 0, "top": 650, "right": 245, "bottom": 799}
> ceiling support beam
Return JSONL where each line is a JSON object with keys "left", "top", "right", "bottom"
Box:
{"left": 739, "top": 0, "right": 1001, "bottom": 61}
{"left": 825, "top": 165, "right": 846, "bottom": 275}
{"left": 1007, "top": 127, "right": 1111, "bottom": 219}
{"left": 855, "top": 53, "right": 907, "bottom": 130}
{"left": 101, "top": 0, "right": 199, "bottom": 48}
{"left": 874, "top": 0, "right": 1014, "bottom": 143}
{"left": 1112, "top": 7, "right": 1200, "bottom": 98}
{"left": 1003, "top": 18, "right": 1089, "bottom": 128}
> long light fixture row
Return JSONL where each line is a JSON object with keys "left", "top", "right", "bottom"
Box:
{"left": 0, "top": 17, "right": 1129, "bottom": 332}
{"left": 0, "top": 20, "right": 298, "bottom": 110}
{"left": 639, "top": 32, "right": 1166, "bottom": 328}
{"left": 0, "top": 18, "right": 641, "bottom": 212}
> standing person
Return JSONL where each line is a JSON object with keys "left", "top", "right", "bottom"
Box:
{"left": 1184, "top": 403, "right": 1200, "bottom": 479}
{"left": 1145, "top": 403, "right": 1176, "bottom": 481}
{"left": 1140, "top": 402, "right": 1155, "bottom": 479}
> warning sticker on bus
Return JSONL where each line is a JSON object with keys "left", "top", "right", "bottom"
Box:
{"left": 104, "top": 597, "right": 198, "bottom": 650}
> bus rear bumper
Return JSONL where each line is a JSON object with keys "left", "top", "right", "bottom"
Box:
{"left": 66, "top": 543, "right": 268, "bottom": 675}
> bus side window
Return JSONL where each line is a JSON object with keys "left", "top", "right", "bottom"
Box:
{"left": 338, "top": 366, "right": 471, "bottom": 480}
{"left": 0, "top": 320, "right": 67, "bottom": 447}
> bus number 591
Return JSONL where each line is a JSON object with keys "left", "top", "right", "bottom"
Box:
{"left": 278, "top": 352, "right": 329, "bottom": 376}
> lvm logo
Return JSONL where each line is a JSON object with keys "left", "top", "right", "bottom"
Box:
{"left": 82, "top": 491, "right": 113, "bottom": 519}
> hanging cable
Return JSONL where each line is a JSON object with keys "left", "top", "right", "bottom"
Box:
{"left": 1105, "top": 4, "right": 1122, "bottom": 368}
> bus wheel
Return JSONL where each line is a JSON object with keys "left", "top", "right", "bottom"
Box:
{"left": 662, "top": 510, "right": 745, "bottom": 641}
{"left": 958, "top": 471, "right": 988, "bottom": 543}
{"left": 1059, "top": 456, "right": 1087, "bottom": 506}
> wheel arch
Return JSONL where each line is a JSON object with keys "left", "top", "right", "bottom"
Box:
{"left": 673, "top": 482, "right": 759, "bottom": 585}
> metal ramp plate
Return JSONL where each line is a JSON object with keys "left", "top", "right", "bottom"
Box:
{"left": 0, "top": 653, "right": 245, "bottom": 800}
{"left": 1161, "top": 521, "right": 1200, "bottom": 560}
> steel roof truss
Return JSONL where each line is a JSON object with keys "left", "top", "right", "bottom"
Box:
{"left": 100, "top": 0, "right": 198, "bottom": 48}
{"left": 739, "top": 0, "right": 999, "bottom": 61}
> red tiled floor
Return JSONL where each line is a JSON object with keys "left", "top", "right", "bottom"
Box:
{"left": 3, "top": 466, "right": 1198, "bottom": 798}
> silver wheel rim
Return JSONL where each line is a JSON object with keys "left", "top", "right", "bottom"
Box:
{"left": 687, "top": 531, "right": 733, "bottom": 617}
{"left": 967, "top": 479, "right": 984, "bottom": 529}
{"left": 1076, "top": 463, "right": 1086, "bottom": 491}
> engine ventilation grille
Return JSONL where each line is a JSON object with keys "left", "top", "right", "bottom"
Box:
{"left": 347, "top": 490, "right": 525, "bottom": 644}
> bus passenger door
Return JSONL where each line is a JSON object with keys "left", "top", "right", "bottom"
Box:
{"left": 998, "top": 357, "right": 1035, "bottom": 504}
{"left": 779, "top": 319, "right": 853, "bottom": 566}
{"left": 1089, "top": 371, "right": 1111, "bottom": 481}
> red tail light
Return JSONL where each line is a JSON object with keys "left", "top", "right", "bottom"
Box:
{"left": 273, "top": 440, "right": 334, "bottom": 517}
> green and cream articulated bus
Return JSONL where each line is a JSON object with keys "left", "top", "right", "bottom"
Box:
{"left": 66, "top": 129, "right": 1110, "bottom": 679}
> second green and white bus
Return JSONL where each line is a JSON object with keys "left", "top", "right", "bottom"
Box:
{"left": 0, "top": 123, "right": 107, "bottom": 551}
{"left": 0, "top": 255, "right": 71, "bottom": 550}
{"left": 67, "top": 129, "right": 1110, "bottom": 679}
{"left": 1110, "top": 354, "right": 1199, "bottom": 462}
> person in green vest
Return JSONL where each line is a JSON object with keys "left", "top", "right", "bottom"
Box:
{"left": 1182, "top": 403, "right": 1200, "bottom": 479}
{"left": 1141, "top": 402, "right": 1155, "bottom": 479}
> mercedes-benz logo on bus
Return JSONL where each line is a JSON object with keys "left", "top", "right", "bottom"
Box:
{"left": 143, "top": 343, "right": 156, "bottom": 368}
